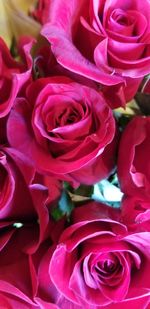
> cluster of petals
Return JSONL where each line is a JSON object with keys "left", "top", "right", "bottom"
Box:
{"left": 0, "top": 0, "right": 150, "bottom": 308}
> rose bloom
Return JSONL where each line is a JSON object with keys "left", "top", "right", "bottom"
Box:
{"left": 0, "top": 146, "right": 35, "bottom": 220}
{"left": 121, "top": 195, "right": 150, "bottom": 232}
{"left": 30, "top": 242, "right": 63, "bottom": 308}
{"left": 0, "top": 222, "right": 61, "bottom": 308}
{"left": 0, "top": 145, "right": 53, "bottom": 247}
{"left": 49, "top": 202, "right": 150, "bottom": 308}
{"left": 41, "top": 0, "right": 150, "bottom": 108}
{"left": 7, "top": 77, "right": 117, "bottom": 185}
{"left": 31, "top": 0, "right": 51, "bottom": 25}
{"left": 0, "top": 36, "right": 33, "bottom": 118}
{"left": 0, "top": 293, "right": 59, "bottom": 309}
{"left": 0, "top": 146, "right": 61, "bottom": 219}
{"left": 118, "top": 116, "right": 150, "bottom": 199}
{"left": 0, "top": 146, "right": 63, "bottom": 307}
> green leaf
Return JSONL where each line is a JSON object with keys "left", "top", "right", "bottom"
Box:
{"left": 51, "top": 190, "right": 74, "bottom": 221}
{"left": 10, "top": 37, "right": 18, "bottom": 58}
{"left": 58, "top": 190, "right": 74, "bottom": 215}
{"left": 51, "top": 207, "right": 64, "bottom": 221}
{"left": 74, "top": 185, "right": 94, "bottom": 197}
{"left": 63, "top": 181, "right": 73, "bottom": 192}
{"left": 64, "top": 182, "right": 94, "bottom": 198}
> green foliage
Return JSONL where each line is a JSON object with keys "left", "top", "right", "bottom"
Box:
{"left": 64, "top": 182, "right": 94, "bottom": 197}
{"left": 10, "top": 37, "right": 18, "bottom": 58}
{"left": 52, "top": 174, "right": 122, "bottom": 221}
{"left": 52, "top": 190, "right": 74, "bottom": 221}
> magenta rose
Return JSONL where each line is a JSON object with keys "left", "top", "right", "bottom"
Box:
{"left": 0, "top": 153, "right": 63, "bottom": 309}
{"left": 0, "top": 198, "right": 48, "bottom": 307}
{"left": 0, "top": 293, "right": 60, "bottom": 308}
{"left": 41, "top": 0, "right": 150, "bottom": 107}
{"left": 121, "top": 196, "right": 150, "bottom": 232}
{"left": 0, "top": 145, "right": 63, "bottom": 249}
{"left": 0, "top": 147, "right": 62, "bottom": 307}
{"left": 0, "top": 226, "right": 60, "bottom": 308}
{"left": 31, "top": 0, "right": 51, "bottom": 25}
{"left": 0, "top": 146, "right": 56, "bottom": 221}
{"left": 0, "top": 37, "right": 33, "bottom": 118}
{"left": 7, "top": 77, "right": 117, "bottom": 185}
{"left": 29, "top": 217, "right": 73, "bottom": 308}
{"left": 0, "top": 292, "right": 34, "bottom": 308}
{"left": 0, "top": 144, "right": 63, "bottom": 245}
{"left": 49, "top": 202, "right": 150, "bottom": 308}
{"left": 118, "top": 116, "right": 150, "bottom": 199}
{"left": 0, "top": 147, "right": 36, "bottom": 220}
{"left": 30, "top": 243, "right": 63, "bottom": 308}
{"left": 0, "top": 145, "right": 54, "bottom": 245}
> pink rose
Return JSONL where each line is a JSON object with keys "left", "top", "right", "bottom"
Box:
{"left": 0, "top": 238, "right": 61, "bottom": 308}
{"left": 42, "top": 0, "right": 150, "bottom": 107}
{"left": 0, "top": 147, "right": 35, "bottom": 220}
{"left": 121, "top": 196, "right": 150, "bottom": 232}
{"left": 0, "top": 146, "right": 53, "bottom": 221}
{"left": 26, "top": 218, "right": 67, "bottom": 308}
{"left": 33, "top": 44, "right": 99, "bottom": 93}
{"left": 30, "top": 244, "right": 62, "bottom": 308}
{"left": 31, "top": 0, "right": 52, "bottom": 25}
{"left": 0, "top": 292, "right": 60, "bottom": 308}
{"left": 0, "top": 148, "right": 62, "bottom": 306}
{"left": 0, "top": 37, "right": 33, "bottom": 118}
{"left": 0, "top": 220, "right": 45, "bottom": 307}
{"left": 0, "top": 145, "right": 62, "bottom": 247}
{"left": 0, "top": 292, "right": 33, "bottom": 308}
{"left": 0, "top": 243, "right": 37, "bottom": 307}
{"left": 49, "top": 202, "right": 150, "bottom": 308}
{"left": 7, "top": 77, "right": 117, "bottom": 185}
{"left": 0, "top": 147, "right": 52, "bottom": 305}
{"left": 118, "top": 116, "right": 150, "bottom": 199}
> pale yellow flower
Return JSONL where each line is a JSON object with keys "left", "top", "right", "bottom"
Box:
{"left": 0, "top": 1, "right": 11, "bottom": 46}
{"left": 0, "top": 0, "right": 40, "bottom": 47}
{"left": 115, "top": 100, "right": 140, "bottom": 116}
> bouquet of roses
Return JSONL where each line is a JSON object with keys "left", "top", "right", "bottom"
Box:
{"left": 0, "top": 0, "right": 150, "bottom": 308}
